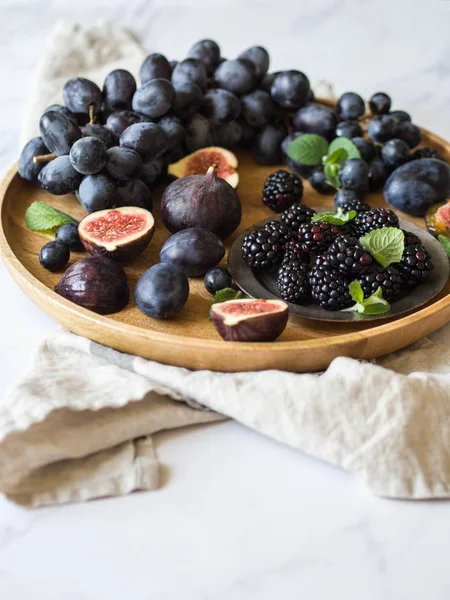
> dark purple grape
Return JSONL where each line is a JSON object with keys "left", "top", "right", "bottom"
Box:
{"left": 63, "top": 77, "right": 102, "bottom": 115}
{"left": 369, "top": 92, "right": 391, "bottom": 115}
{"left": 39, "top": 111, "right": 82, "bottom": 156}
{"left": 238, "top": 118, "right": 257, "bottom": 148}
{"left": 163, "top": 144, "right": 185, "bottom": 165}
{"left": 172, "top": 58, "right": 208, "bottom": 92}
{"left": 334, "top": 189, "right": 361, "bottom": 208}
{"left": 18, "top": 137, "right": 49, "bottom": 182}
{"left": 106, "top": 110, "right": 143, "bottom": 136}
{"left": 120, "top": 122, "right": 167, "bottom": 160}
{"left": 335, "top": 120, "right": 363, "bottom": 139}
{"left": 214, "top": 59, "right": 256, "bottom": 96}
{"left": 106, "top": 146, "right": 143, "bottom": 182}
{"left": 169, "top": 60, "right": 178, "bottom": 72}
{"left": 270, "top": 70, "right": 310, "bottom": 110}
{"left": 389, "top": 110, "right": 411, "bottom": 124}
{"left": 172, "top": 82, "right": 203, "bottom": 118}
{"left": 240, "top": 90, "right": 274, "bottom": 128}
{"left": 187, "top": 39, "right": 221, "bottom": 76}
{"left": 252, "top": 123, "right": 287, "bottom": 165}
{"left": 368, "top": 157, "right": 388, "bottom": 191}
{"left": 260, "top": 72, "right": 278, "bottom": 93}
{"left": 212, "top": 121, "right": 242, "bottom": 148}
{"left": 38, "top": 155, "right": 83, "bottom": 195}
{"left": 281, "top": 132, "right": 304, "bottom": 156}
{"left": 39, "top": 241, "right": 70, "bottom": 272}
{"left": 184, "top": 113, "right": 212, "bottom": 151}
{"left": 132, "top": 79, "right": 175, "bottom": 119}
{"left": 395, "top": 121, "right": 422, "bottom": 148}
{"left": 55, "top": 222, "right": 83, "bottom": 251}
{"left": 140, "top": 53, "right": 171, "bottom": 84}
{"left": 43, "top": 104, "right": 78, "bottom": 125}
{"left": 281, "top": 132, "right": 313, "bottom": 178}
{"left": 116, "top": 179, "right": 153, "bottom": 211}
{"left": 156, "top": 115, "right": 185, "bottom": 150}
{"left": 103, "top": 69, "right": 136, "bottom": 112}
{"left": 238, "top": 46, "right": 270, "bottom": 81}
{"left": 337, "top": 92, "right": 365, "bottom": 120}
{"left": 140, "top": 161, "right": 159, "bottom": 188}
{"left": 78, "top": 173, "right": 118, "bottom": 213}
{"left": 292, "top": 102, "right": 337, "bottom": 141}
{"left": 339, "top": 158, "right": 369, "bottom": 195}
{"left": 69, "top": 136, "right": 108, "bottom": 175}
{"left": 368, "top": 115, "right": 397, "bottom": 143}
{"left": 352, "top": 137, "right": 376, "bottom": 162}
{"left": 381, "top": 138, "right": 411, "bottom": 169}
{"left": 309, "top": 166, "right": 335, "bottom": 194}
{"left": 81, "top": 123, "right": 118, "bottom": 149}
{"left": 200, "top": 88, "right": 241, "bottom": 125}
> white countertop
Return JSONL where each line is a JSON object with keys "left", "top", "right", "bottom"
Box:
{"left": 2, "top": 1, "right": 450, "bottom": 598}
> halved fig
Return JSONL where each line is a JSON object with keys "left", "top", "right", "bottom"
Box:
{"left": 78, "top": 206, "right": 155, "bottom": 264}
{"left": 425, "top": 200, "right": 450, "bottom": 238}
{"left": 210, "top": 298, "right": 288, "bottom": 342}
{"left": 168, "top": 146, "right": 239, "bottom": 188}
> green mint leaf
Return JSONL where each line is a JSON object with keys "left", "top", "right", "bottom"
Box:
{"left": 213, "top": 288, "right": 245, "bottom": 304}
{"left": 323, "top": 147, "right": 348, "bottom": 167}
{"left": 359, "top": 227, "right": 405, "bottom": 268}
{"left": 438, "top": 235, "right": 450, "bottom": 258}
{"left": 345, "top": 284, "right": 391, "bottom": 315}
{"left": 349, "top": 280, "right": 364, "bottom": 304}
{"left": 25, "top": 201, "right": 77, "bottom": 236}
{"left": 312, "top": 208, "right": 357, "bottom": 226}
{"left": 328, "top": 137, "right": 361, "bottom": 160}
{"left": 324, "top": 162, "right": 341, "bottom": 189}
{"left": 287, "top": 134, "right": 329, "bottom": 166}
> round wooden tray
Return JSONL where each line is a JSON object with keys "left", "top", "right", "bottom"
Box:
{"left": 1, "top": 128, "right": 450, "bottom": 373}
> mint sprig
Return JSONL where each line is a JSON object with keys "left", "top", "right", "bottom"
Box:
{"left": 360, "top": 228, "right": 405, "bottom": 268}
{"left": 324, "top": 162, "right": 341, "bottom": 188}
{"left": 438, "top": 235, "right": 450, "bottom": 258}
{"left": 312, "top": 208, "right": 357, "bottom": 226}
{"left": 287, "top": 134, "right": 328, "bottom": 166}
{"left": 328, "top": 137, "right": 361, "bottom": 160}
{"left": 213, "top": 288, "right": 246, "bottom": 304}
{"left": 345, "top": 281, "right": 391, "bottom": 316}
{"left": 25, "top": 201, "right": 77, "bottom": 236}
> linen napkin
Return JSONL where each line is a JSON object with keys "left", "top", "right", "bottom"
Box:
{"left": 2, "top": 21, "right": 450, "bottom": 507}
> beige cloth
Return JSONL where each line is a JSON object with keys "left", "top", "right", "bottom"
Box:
{"left": 3, "top": 21, "right": 450, "bottom": 507}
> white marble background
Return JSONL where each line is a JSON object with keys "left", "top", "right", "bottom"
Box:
{"left": 2, "top": 1, "right": 450, "bottom": 598}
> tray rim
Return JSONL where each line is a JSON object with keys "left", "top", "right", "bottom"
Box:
{"left": 2, "top": 123, "right": 450, "bottom": 371}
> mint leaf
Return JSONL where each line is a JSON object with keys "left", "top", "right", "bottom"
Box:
{"left": 324, "top": 162, "right": 341, "bottom": 189}
{"left": 287, "top": 134, "right": 329, "bottom": 166}
{"left": 25, "top": 201, "right": 77, "bottom": 236}
{"left": 346, "top": 282, "right": 391, "bottom": 315}
{"left": 312, "top": 208, "right": 357, "bottom": 226}
{"left": 323, "top": 147, "right": 348, "bottom": 167}
{"left": 213, "top": 288, "right": 245, "bottom": 304}
{"left": 438, "top": 235, "right": 450, "bottom": 258}
{"left": 328, "top": 137, "right": 361, "bottom": 160}
{"left": 360, "top": 228, "right": 405, "bottom": 268}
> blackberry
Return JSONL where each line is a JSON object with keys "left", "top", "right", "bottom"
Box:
{"left": 338, "top": 200, "right": 371, "bottom": 214}
{"left": 297, "top": 222, "right": 340, "bottom": 254}
{"left": 401, "top": 229, "right": 422, "bottom": 246}
{"left": 411, "top": 147, "right": 445, "bottom": 162}
{"left": 282, "top": 239, "right": 310, "bottom": 265}
{"left": 276, "top": 259, "right": 310, "bottom": 304}
{"left": 308, "top": 264, "right": 352, "bottom": 311}
{"left": 281, "top": 203, "right": 316, "bottom": 232}
{"left": 327, "top": 235, "right": 373, "bottom": 275}
{"left": 262, "top": 169, "right": 303, "bottom": 213}
{"left": 354, "top": 207, "right": 399, "bottom": 236}
{"left": 396, "top": 243, "right": 434, "bottom": 285}
{"left": 263, "top": 220, "right": 295, "bottom": 247}
{"left": 358, "top": 265, "right": 403, "bottom": 301}
{"left": 241, "top": 229, "right": 284, "bottom": 269}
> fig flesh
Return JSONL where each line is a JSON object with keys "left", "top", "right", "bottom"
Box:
{"left": 210, "top": 298, "right": 288, "bottom": 342}
{"left": 168, "top": 147, "right": 239, "bottom": 188}
{"left": 78, "top": 206, "right": 155, "bottom": 264}
{"left": 55, "top": 255, "right": 129, "bottom": 315}
{"left": 425, "top": 200, "right": 450, "bottom": 238}
{"left": 160, "top": 227, "right": 225, "bottom": 277}
{"left": 160, "top": 164, "right": 241, "bottom": 239}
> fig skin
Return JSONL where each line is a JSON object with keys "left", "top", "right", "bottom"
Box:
{"left": 78, "top": 207, "right": 155, "bottom": 264}
{"left": 210, "top": 298, "right": 288, "bottom": 342}
{"left": 160, "top": 165, "right": 241, "bottom": 239}
{"left": 55, "top": 255, "right": 129, "bottom": 315}
{"left": 160, "top": 227, "right": 225, "bottom": 277}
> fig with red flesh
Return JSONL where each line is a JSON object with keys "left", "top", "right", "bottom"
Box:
{"left": 160, "top": 164, "right": 241, "bottom": 239}
{"left": 210, "top": 298, "right": 288, "bottom": 342}
{"left": 168, "top": 146, "right": 239, "bottom": 188}
{"left": 55, "top": 255, "right": 129, "bottom": 315}
{"left": 78, "top": 206, "right": 155, "bottom": 264}
{"left": 425, "top": 200, "right": 450, "bottom": 239}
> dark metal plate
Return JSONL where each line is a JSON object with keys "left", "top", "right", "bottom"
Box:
{"left": 228, "top": 217, "right": 450, "bottom": 322}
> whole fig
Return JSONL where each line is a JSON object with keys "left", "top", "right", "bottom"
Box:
{"left": 160, "top": 165, "right": 241, "bottom": 239}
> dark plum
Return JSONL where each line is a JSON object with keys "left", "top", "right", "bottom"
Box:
{"left": 103, "top": 69, "right": 137, "bottom": 111}
{"left": 270, "top": 70, "right": 310, "bottom": 110}
{"left": 39, "top": 111, "right": 82, "bottom": 156}
{"left": 368, "top": 157, "right": 388, "bottom": 192}
{"left": 338, "top": 158, "right": 369, "bottom": 195}
{"left": 368, "top": 115, "right": 397, "bottom": 143}
{"left": 63, "top": 77, "right": 102, "bottom": 115}
{"left": 184, "top": 113, "right": 212, "bottom": 152}
{"left": 204, "top": 267, "right": 232, "bottom": 295}
{"left": 120, "top": 122, "right": 167, "bottom": 160}
{"left": 369, "top": 92, "right": 391, "bottom": 115}
{"left": 132, "top": 79, "right": 175, "bottom": 119}
{"left": 160, "top": 227, "right": 225, "bottom": 277}
{"left": 395, "top": 121, "right": 422, "bottom": 148}
{"left": 187, "top": 39, "right": 221, "bottom": 76}
{"left": 335, "top": 120, "right": 363, "bottom": 139}
{"left": 212, "top": 121, "right": 242, "bottom": 148}
{"left": 134, "top": 263, "right": 189, "bottom": 319}
{"left": 309, "top": 166, "right": 335, "bottom": 194}
{"left": 384, "top": 158, "right": 450, "bottom": 216}
{"left": 337, "top": 92, "right": 365, "bottom": 120}
{"left": 381, "top": 138, "right": 411, "bottom": 169}
{"left": 81, "top": 123, "right": 118, "bottom": 149}
{"left": 200, "top": 88, "right": 241, "bottom": 126}
{"left": 18, "top": 137, "right": 49, "bottom": 182}
{"left": 238, "top": 46, "right": 270, "bottom": 81}
{"left": 292, "top": 102, "right": 338, "bottom": 141}
{"left": 106, "top": 147, "right": 143, "bottom": 182}
{"left": 106, "top": 110, "right": 143, "bottom": 136}
{"left": 352, "top": 137, "right": 376, "bottom": 162}
{"left": 240, "top": 90, "right": 274, "bottom": 128}
{"left": 214, "top": 59, "right": 256, "bottom": 96}
{"left": 156, "top": 115, "right": 185, "bottom": 150}
{"left": 172, "top": 58, "right": 208, "bottom": 92}
{"left": 38, "top": 156, "right": 83, "bottom": 195}
{"left": 140, "top": 53, "right": 171, "bottom": 84}
{"left": 78, "top": 173, "right": 118, "bottom": 213}
{"left": 334, "top": 189, "right": 361, "bottom": 208}
{"left": 69, "top": 137, "right": 108, "bottom": 175}
{"left": 116, "top": 179, "right": 153, "bottom": 211}
{"left": 55, "top": 222, "right": 84, "bottom": 251}
{"left": 43, "top": 104, "right": 78, "bottom": 126}
{"left": 39, "top": 241, "right": 70, "bottom": 272}
{"left": 252, "top": 123, "right": 287, "bottom": 165}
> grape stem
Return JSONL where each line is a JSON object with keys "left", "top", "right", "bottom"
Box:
{"left": 89, "top": 104, "right": 95, "bottom": 124}
{"left": 33, "top": 153, "right": 56, "bottom": 164}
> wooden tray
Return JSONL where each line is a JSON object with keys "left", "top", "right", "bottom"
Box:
{"left": 1, "top": 128, "right": 450, "bottom": 373}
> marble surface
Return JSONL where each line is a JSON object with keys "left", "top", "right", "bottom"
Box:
{"left": 2, "top": 0, "right": 450, "bottom": 598}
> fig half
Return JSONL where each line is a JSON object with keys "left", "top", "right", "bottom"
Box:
{"left": 79, "top": 206, "right": 155, "bottom": 264}
{"left": 425, "top": 200, "right": 450, "bottom": 238}
{"left": 168, "top": 146, "right": 239, "bottom": 188}
{"left": 210, "top": 298, "right": 288, "bottom": 342}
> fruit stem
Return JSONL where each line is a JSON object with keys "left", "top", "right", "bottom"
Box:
{"left": 89, "top": 104, "right": 95, "bottom": 124}
{"left": 33, "top": 153, "right": 56, "bottom": 164}
{"left": 206, "top": 164, "right": 219, "bottom": 175}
